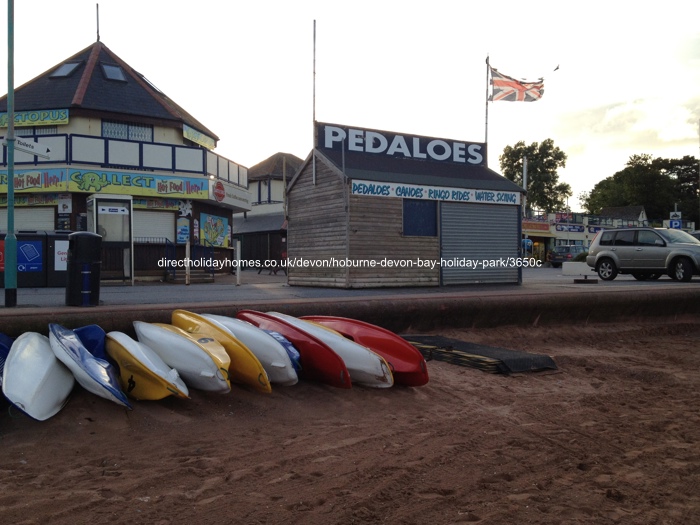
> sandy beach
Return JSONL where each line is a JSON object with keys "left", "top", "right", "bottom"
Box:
{"left": 1, "top": 318, "right": 699, "bottom": 524}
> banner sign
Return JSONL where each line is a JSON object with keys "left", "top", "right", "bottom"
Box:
{"left": 351, "top": 179, "right": 519, "bottom": 205}
{"left": 200, "top": 213, "right": 229, "bottom": 248}
{"left": 317, "top": 122, "right": 486, "bottom": 167}
{"left": 555, "top": 224, "right": 585, "bottom": 233}
{"left": 0, "top": 169, "right": 210, "bottom": 199}
{"left": 183, "top": 124, "right": 216, "bottom": 150}
{"left": 523, "top": 220, "right": 551, "bottom": 232}
{"left": 0, "top": 109, "right": 69, "bottom": 128}
{"left": 0, "top": 193, "right": 59, "bottom": 206}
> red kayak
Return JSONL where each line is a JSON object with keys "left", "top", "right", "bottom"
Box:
{"left": 236, "top": 310, "right": 352, "bottom": 389}
{"left": 300, "top": 316, "right": 429, "bottom": 387}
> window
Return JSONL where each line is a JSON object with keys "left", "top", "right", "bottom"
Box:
{"left": 50, "top": 62, "right": 81, "bottom": 78}
{"left": 614, "top": 230, "right": 635, "bottom": 246}
{"left": 101, "top": 63, "right": 126, "bottom": 81}
{"left": 599, "top": 231, "right": 615, "bottom": 246}
{"left": 637, "top": 230, "right": 663, "bottom": 246}
{"left": 403, "top": 199, "right": 437, "bottom": 237}
{"left": 102, "top": 120, "right": 153, "bottom": 142}
{"left": 15, "top": 126, "right": 58, "bottom": 137}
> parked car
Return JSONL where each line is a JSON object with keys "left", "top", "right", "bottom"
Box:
{"left": 586, "top": 227, "right": 700, "bottom": 281}
{"left": 550, "top": 245, "right": 587, "bottom": 268}
{"left": 690, "top": 231, "right": 700, "bottom": 241}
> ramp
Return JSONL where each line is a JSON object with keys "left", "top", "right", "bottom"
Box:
{"left": 402, "top": 335, "right": 557, "bottom": 374}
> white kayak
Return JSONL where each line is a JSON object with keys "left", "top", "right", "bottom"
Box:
{"left": 2, "top": 332, "right": 75, "bottom": 421}
{"left": 106, "top": 331, "right": 190, "bottom": 401}
{"left": 133, "top": 321, "right": 231, "bottom": 393}
{"left": 201, "top": 314, "right": 298, "bottom": 386}
{"left": 49, "top": 324, "right": 132, "bottom": 409}
{"left": 267, "top": 312, "right": 394, "bottom": 388}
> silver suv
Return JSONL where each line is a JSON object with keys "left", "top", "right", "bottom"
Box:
{"left": 586, "top": 227, "right": 700, "bottom": 281}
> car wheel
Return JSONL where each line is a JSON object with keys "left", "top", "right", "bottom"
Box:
{"left": 632, "top": 273, "right": 648, "bottom": 281}
{"left": 551, "top": 263, "right": 561, "bottom": 268}
{"left": 672, "top": 258, "right": 694, "bottom": 282}
{"left": 596, "top": 258, "right": 618, "bottom": 281}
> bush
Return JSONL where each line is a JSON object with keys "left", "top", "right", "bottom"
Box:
{"left": 573, "top": 251, "right": 588, "bottom": 262}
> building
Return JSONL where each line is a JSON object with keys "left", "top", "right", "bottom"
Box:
{"left": 0, "top": 41, "right": 250, "bottom": 283}
{"left": 232, "top": 152, "right": 302, "bottom": 266}
{"left": 597, "top": 206, "right": 648, "bottom": 226}
{"left": 286, "top": 122, "right": 525, "bottom": 288}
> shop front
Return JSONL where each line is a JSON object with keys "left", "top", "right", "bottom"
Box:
{"left": 286, "top": 122, "right": 525, "bottom": 288}
{"left": 0, "top": 167, "right": 250, "bottom": 282}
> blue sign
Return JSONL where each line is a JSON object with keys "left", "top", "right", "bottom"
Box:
{"left": 669, "top": 220, "right": 682, "bottom": 229}
{"left": 17, "top": 240, "right": 43, "bottom": 272}
{"left": 556, "top": 224, "right": 585, "bottom": 233}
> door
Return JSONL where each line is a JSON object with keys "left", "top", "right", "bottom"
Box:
{"left": 634, "top": 229, "right": 668, "bottom": 269}
{"left": 611, "top": 229, "right": 640, "bottom": 269}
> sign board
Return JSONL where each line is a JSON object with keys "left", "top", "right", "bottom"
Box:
{"left": 0, "top": 109, "right": 69, "bottom": 128}
{"left": 670, "top": 211, "right": 682, "bottom": 220}
{"left": 17, "top": 240, "right": 43, "bottom": 272}
{"left": 669, "top": 219, "right": 682, "bottom": 229}
{"left": 351, "top": 179, "right": 519, "bottom": 205}
{"left": 2, "top": 138, "right": 51, "bottom": 159}
{"left": 318, "top": 122, "right": 486, "bottom": 167}
{"left": 54, "top": 240, "right": 69, "bottom": 271}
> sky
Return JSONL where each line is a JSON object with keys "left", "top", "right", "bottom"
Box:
{"left": 1, "top": 0, "right": 699, "bottom": 211}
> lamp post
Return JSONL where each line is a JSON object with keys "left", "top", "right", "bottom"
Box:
{"left": 4, "top": 0, "right": 17, "bottom": 307}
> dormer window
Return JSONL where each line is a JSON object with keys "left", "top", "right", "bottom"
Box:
{"left": 101, "top": 63, "right": 126, "bottom": 81}
{"left": 50, "top": 62, "right": 81, "bottom": 78}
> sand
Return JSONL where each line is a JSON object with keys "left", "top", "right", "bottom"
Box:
{"left": 1, "top": 319, "right": 699, "bottom": 525}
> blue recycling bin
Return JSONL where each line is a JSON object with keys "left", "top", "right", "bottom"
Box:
{"left": 65, "top": 232, "right": 102, "bottom": 306}
{"left": 0, "top": 230, "right": 48, "bottom": 288}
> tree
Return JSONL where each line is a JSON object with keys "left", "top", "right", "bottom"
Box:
{"left": 580, "top": 154, "right": 697, "bottom": 224}
{"left": 499, "top": 139, "right": 570, "bottom": 213}
{"left": 656, "top": 155, "right": 699, "bottom": 227}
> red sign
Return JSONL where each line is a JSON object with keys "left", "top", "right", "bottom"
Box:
{"left": 213, "top": 181, "right": 225, "bottom": 202}
{"left": 522, "top": 220, "right": 550, "bottom": 232}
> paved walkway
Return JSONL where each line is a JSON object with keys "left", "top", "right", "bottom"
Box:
{"left": 1, "top": 269, "right": 699, "bottom": 337}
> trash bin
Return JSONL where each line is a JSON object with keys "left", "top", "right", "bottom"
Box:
{"left": 65, "top": 232, "right": 102, "bottom": 306}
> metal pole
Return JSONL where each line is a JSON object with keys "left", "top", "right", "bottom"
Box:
{"left": 185, "top": 238, "right": 190, "bottom": 285}
{"left": 522, "top": 157, "right": 528, "bottom": 214}
{"left": 5, "top": 0, "right": 17, "bottom": 307}
{"left": 236, "top": 238, "right": 241, "bottom": 286}
{"left": 485, "top": 56, "right": 490, "bottom": 148}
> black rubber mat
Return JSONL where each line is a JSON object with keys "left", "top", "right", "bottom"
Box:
{"left": 402, "top": 335, "right": 557, "bottom": 374}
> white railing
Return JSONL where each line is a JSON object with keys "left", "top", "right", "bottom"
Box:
{"left": 0, "top": 133, "right": 248, "bottom": 188}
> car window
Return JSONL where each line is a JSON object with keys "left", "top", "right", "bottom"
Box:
{"left": 637, "top": 230, "right": 664, "bottom": 246}
{"left": 658, "top": 229, "right": 700, "bottom": 244}
{"left": 599, "top": 232, "right": 614, "bottom": 246}
{"left": 554, "top": 246, "right": 569, "bottom": 254}
{"left": 613, "top": 230, "right": 635, "bottom": 246}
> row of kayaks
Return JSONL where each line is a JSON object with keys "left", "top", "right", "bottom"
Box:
{"left": 0, "top": 310, "right": 429, "bottom": 421}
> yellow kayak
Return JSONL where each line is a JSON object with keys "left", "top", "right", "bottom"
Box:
{"left": 106, "top": 331, "right": 190, "bottom": 401}
{"left": 172, "top": 310, "right": 271, "bottom": 394}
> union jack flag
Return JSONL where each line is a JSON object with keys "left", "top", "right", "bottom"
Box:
{"left": 490, "top": 66, "right": 544, "bottom": 102}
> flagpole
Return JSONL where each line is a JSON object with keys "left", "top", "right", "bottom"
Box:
{"left": 312, "top": 19, "right": 317, "bottom": 185}
{"left": 485, "top": 55, "right": 490, "bottom": 150}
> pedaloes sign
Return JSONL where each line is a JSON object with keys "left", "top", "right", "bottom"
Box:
{"left": 317, "top": 122, "right": 486, "bottom": 166}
